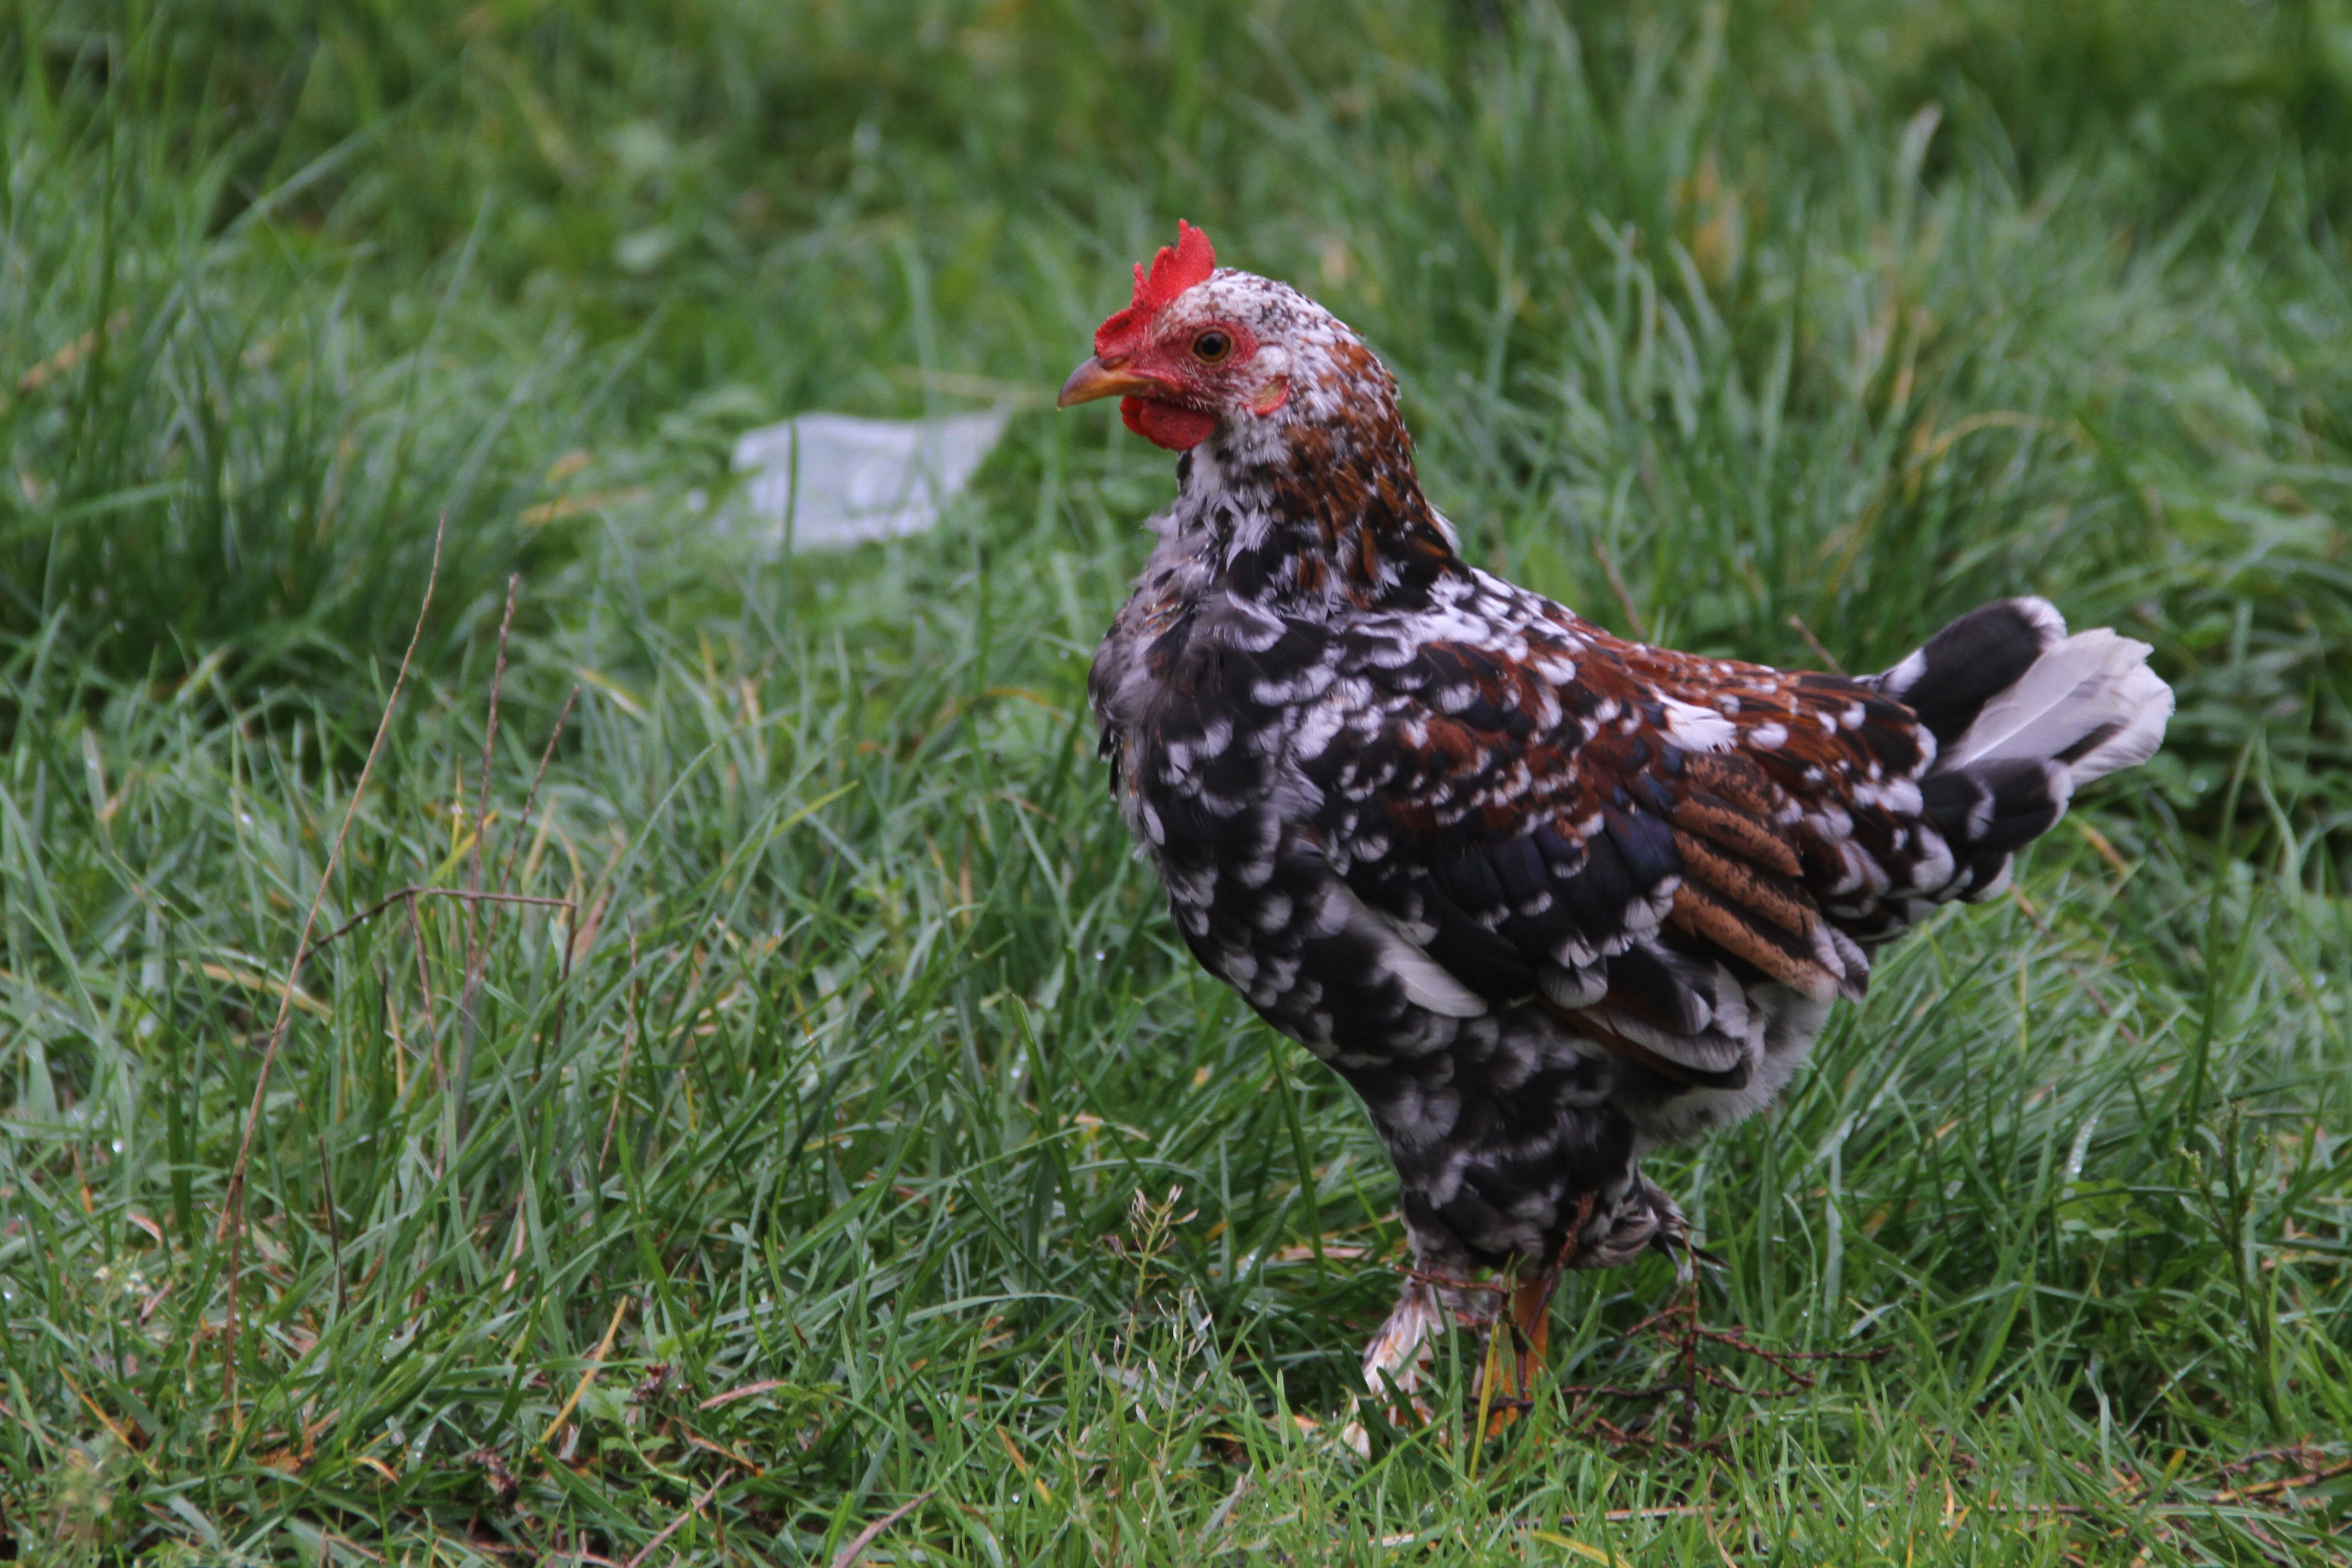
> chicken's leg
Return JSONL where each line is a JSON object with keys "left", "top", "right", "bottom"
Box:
{"left": 1481, "top": 1205, "right": 1588, "bottom": 1436}
{"left": 1476, "top": 1274, "right": 1556, "bottom": 1436}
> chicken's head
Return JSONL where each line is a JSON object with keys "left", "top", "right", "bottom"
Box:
{"left": 1057, "top": 222, "right": 1297, "bottom": 452}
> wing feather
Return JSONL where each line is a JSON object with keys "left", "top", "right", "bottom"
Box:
{"left": 1303, "top": 607, "right": 1943, "bottom": 1083}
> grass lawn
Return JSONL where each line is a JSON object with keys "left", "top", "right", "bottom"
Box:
{"left": 5, "top": 1, "right": 2351, "bottom": 1561}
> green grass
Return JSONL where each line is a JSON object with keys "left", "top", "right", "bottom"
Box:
{"left": 4, "top": 1, "right": 2351, "bottom": 1561}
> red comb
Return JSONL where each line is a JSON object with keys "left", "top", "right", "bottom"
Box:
{"left": 1094, "top": 221, "right": 1216, "bottom": 357}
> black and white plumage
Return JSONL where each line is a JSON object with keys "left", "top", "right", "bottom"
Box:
{"left": 1058, "top": 224, "right": 2173, "bottom": 1400}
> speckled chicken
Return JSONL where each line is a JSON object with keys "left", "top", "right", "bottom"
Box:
{"left": 1058, "top": 223, "right": 2173, "bottom": 1407}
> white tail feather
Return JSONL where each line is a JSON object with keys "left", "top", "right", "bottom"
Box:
{"left": 2065, "top": 661, "right": 2173, "bottom": 781}
{"left": 1938, "top": 628, "right": 2174, "bottom": 784}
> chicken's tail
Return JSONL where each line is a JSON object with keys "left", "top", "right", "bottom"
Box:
{"left": 1874, "top": 597, "right": 2173, "bottom": 901}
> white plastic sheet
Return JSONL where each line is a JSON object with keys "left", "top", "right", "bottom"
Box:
{"left": 731, "top": 409, "right": 1009, "bottom": 547}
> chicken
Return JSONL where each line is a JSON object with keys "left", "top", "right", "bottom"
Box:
{"left": 1058, "top": 222, "right": 2173, "bottom": 1412}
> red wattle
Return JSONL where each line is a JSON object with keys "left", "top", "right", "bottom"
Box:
{"left": 1120, "top": 396, "right": 1218, "bottom": 451}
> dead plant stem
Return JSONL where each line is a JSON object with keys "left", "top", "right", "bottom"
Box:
{"left": 215, "top": 513, "right": 443, "bottom": 1405}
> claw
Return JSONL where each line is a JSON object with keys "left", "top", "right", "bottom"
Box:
{"left": 1360, "top": 1277, "right": 1443, "bottom": 1399}
{"left": 1345, "top": 1277, "right": 1447, "bottom": 1455}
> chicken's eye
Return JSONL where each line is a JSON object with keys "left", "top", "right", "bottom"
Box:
{"left": 1192, "top": 329, "right": 1233, "bottom": 363}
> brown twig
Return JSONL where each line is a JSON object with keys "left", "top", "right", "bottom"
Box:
{"left": 469, "top": 576, "right": 521, "bottom": 906}
{"left": 313, "top": 887, "right": 576, "bottom": 953}
{"left": 828, "top": 1492, "right": 933, "bottom": 1568}
{"left": 1577, "top": 1413, "right": 1738, "bottom": 1456}
{"left": 1593, "top": 1505, "right": 1715, "bottom": 1522}
{"left": 451, "top": 578, "right": 523, "bottom": 1138}
{"left": 2214, "top": 1443, "right": 2332, "bottom": 1479}
{"left": 2211, "top": 1456, "right": 2352, "bottom": 1504}
{"left": 215, "top": 515, "right": 443, "bottom": 1402}
{"left": 1786, "top": 613, "right": 1847, "bottom": 674}
{"left": 497, "top": 682, "right": 579, "bottom": 898}
{"left": 697, "top": 1379, "right": 784, "bottom": 1412}
{"left": 1554, "top": 1298, "right": 1889, "bottom": 1451}
{"left": 623, "top": 1469, "right": 736, "bottom": 1568}
{"left": 1592, "top": 539, "right": 1647, "bottom": 641}
{"left": 1556, "top": 1382, "right": 1703, "bottom": 1403}
{"left": 540, "top": 1295, "right": 634, "bottom": 1449}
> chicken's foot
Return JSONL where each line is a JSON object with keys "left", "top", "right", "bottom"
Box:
{"left": 1344, "top": 1268, "right": 1509, "bottom": 1455}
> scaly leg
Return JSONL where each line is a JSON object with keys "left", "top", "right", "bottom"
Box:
{"left": 1478, "top": 1274, "right": 1554, "bottom": 1436}
{"left": 1481, "top": 1193, "right": 1593, "bottom": 1436}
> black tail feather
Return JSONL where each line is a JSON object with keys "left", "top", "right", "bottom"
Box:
{"left": 1879, "top": 596, "right": 2170, "bottom": 905}
{"left": 1876, "top": 598, "right": 2064, "bottom": 749}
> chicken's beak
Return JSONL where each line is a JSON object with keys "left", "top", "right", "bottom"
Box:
{"left": 1057, "top": 355, "right": 1160, "bottom": 409}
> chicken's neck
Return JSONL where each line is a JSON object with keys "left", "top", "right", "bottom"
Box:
{"left": 1166, "top": 392, "right": 1466, "bottom": 618}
